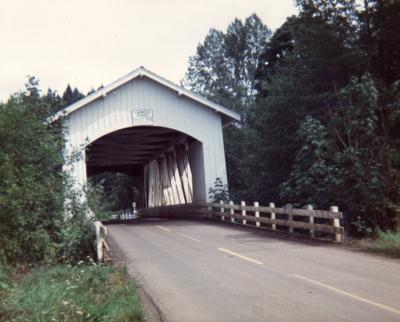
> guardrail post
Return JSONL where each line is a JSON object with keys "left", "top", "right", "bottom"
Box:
{"left": 306, "top": 204, "right": 314, "bottom": 238}
{"left": 330, "top": 206, "right": 341, "bottom": 242}
{"left": 241, "top": 201, "right": 246, "bottom": 225}
{"left": 269, "top": 202, "right": 276, "bottom": 230}
{"left": 94, "top": 221, "right": 107, "bottom": 262}
{"left": 254, "top": 202, "right": 260, "bottom": 227}
{"left": 288, "top": 210, "right": 294, "bottom": 234}
{"left": 229, "top": 201, "right": 234, "bottom": 223}
{"left": 220, "top": 200, "right": 225, "bottom": 221}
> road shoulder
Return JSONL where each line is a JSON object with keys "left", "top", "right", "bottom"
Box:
{"left": 106, "top": 231, "right": 166, "bottom": 322}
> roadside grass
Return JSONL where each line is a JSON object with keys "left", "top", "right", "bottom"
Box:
{"left": 0, "top": 263, "right": 144, "bottom": 322}
{"left": 364, "top": 231, "right": 400, "bottom": 258}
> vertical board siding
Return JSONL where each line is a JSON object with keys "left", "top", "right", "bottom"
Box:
{"left": 66, "top": 77, "right": 228, "bottom": 201}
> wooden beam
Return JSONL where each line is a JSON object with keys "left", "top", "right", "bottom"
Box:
{"left": 171, "top": 149, "right": 186, "bottom": 204}
{"left": 160, "top": 157, "right": 171, "bottom": 206}
{"left": 182, "top": 145, "right": 193, "bottom": 202}
{"left": 145, "top": 134, "right": 189, "bottom": 167}
{"left": 90, "top": 143, "right": 167, "bottom": 150}
{"left": 162, "top": 156, "right": 175, "bottom": 205}
{"left": 166, "top": 153, "right": 180, "bottom": 205}
{"left": 176, "top": 145, "right": 192, "bottom": 203}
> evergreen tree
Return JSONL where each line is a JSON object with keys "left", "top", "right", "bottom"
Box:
{"left": 62, "top": 84, "right": 84, "bottom": 108}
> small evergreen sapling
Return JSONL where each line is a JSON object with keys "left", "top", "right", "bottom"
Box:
{"left": 209, "top": 178, "right": 229, "bottom": 203}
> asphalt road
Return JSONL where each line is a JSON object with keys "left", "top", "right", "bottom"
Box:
{"left": 107, "top": 219, "right": 400, "bottom": 322}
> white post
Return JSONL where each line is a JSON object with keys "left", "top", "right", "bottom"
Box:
{"left": 306, "top": 204, "right": 314, "bottom": 238}
{"left": 241, "top": 201, "right": 246, "bottom": 225}
{"left": 330, "top": 206, "right": 341, "bottom": 242}
{"left": 229, "top": 201, "right": 234, "bottom": 223}
{"left": 254, "top": 202, "right": 260, "bottom": 227}
{"left": 220, "top": 200, "right": 225, "bottom": 221}
{"left": 270, "top": 202, "right": 276, "bottom": 230}
{"left": 94, "top": 221, "right": 107, "bottom": 262}
{"left": 288, "top": 210, "right": 294, "bottom": 234}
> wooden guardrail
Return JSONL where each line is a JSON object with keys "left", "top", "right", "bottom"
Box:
{"left": 208, "top": 201, "right": 343, "bottom": 242}
{"left": 133, "top": 201, "right": 344, "bottom": 243}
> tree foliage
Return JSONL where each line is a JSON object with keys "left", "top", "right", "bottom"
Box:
{"left": 88, "top": 172, "right": 139, "bottom": 214}
{"left": 184, "top": 1, "right": 400, "bottom": 232}
{"left": 183, "top": 14, "right": 271, "bottom": 113}
{"left": 183, "top": 14, "right": 271, "bottom": 201}
{"left": 0, "top": 80, "right": 94, "bottom": 264}
{"left": 62, "top": 84, "right": 85, "bottom": 108}
{"left": 209, "top": 177, "right": 230, "bottom": 203}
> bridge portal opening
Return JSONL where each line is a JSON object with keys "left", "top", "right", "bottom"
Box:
{"left": 85, "top": 126, "right": 206, "bottom": 209}
{"left": 89, "top": 171, "right": 140, "bottom": 212}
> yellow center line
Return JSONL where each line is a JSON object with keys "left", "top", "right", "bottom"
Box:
{"left": 156, "top": 225, "right": 171, "bottom": 232}
{"left": 175, "top": 232, "right": 201, "bottom": 243}
{"left": 218, "top": 248, "right": 264, "bottom": 265}
{"left": 292, "top": 274, "right": 400, "bottom": 316}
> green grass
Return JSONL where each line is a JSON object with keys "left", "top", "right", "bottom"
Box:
{"left": 365, "top": 231, "right": 400, "bottom": 257}
{"left": 0, "top": 263, "right": 144, "bottom": 322}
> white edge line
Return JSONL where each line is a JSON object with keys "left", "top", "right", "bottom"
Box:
{"left": 292, "top": 274, "right": 400, "bottom": 316}
{"left": 218, "top": 248, "right": 263, "bottom": 265}
{"left": 156, "top": 225, "right": 171, "bottom": 232}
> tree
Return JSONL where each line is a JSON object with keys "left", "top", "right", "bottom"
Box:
{"left": 254, "top": 17, "right": 297, "bottom": 97}
{"left": 244, "top": 0, "right": 400, "bottom": 232}
{"left": 89, "top": 172, "right": 139, "bottom": 212}
{"left": 250, "top": 0, "right": 365, "bottom": 203}
{"left": 183, "top": 14, "right": 271, "bottom": 200}
{"left": 183, "top": 14, "right": 271, "bottom": 116}
{"left": 0, "top": 79, "right": 94, "bottom": 264}
{"left": 183, "top": 3, "right": 400, "bottom": 231}
{"left": 208, "top": 177, "right": 230, "bottom": 202}
{"left": 360, "top": 0, "right": 400, "bottom": 86}
{"left": 62, "top": 84, "right": 84, "bottom": 108}
{"left": 279, "top": 116, "right": 338, "bottom": 207}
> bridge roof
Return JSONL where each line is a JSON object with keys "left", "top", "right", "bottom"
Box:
{"left": 51, "top": 66, "right": 241, "bottom": 122}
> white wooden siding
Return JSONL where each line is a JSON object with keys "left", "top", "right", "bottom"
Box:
{"left": 65, "top": 76, "right": 228, "bottom": 201}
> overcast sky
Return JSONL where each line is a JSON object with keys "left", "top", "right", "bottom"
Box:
{"left": 0, "top": 0, "right": 297, "bottom": 101}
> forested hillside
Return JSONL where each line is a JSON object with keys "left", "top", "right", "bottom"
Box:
{"left": 183, "top": 0, "right": 400, "bottom": 233}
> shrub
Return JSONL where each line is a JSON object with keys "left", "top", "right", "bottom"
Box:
{"left": 365, "top": 231, "right": 400, "bottom": 257}
{"left": 0, "top": 79, "right": 94, "bottom": 264}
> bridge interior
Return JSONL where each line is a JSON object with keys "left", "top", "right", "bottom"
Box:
{"left": 85, "top": 126, "right": 205, "bottom": 209}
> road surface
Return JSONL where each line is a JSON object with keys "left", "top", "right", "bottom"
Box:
{"left": 107, "top": 219, "right": 400, "bottom": 322}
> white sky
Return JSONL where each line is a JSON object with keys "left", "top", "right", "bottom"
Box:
{"left": 0, "top": 0, "right": 297, "bottom": 101}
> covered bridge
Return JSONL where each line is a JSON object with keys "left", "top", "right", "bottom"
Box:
{"left": 54, "top": 67, "right": 240, "bottom": 208}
